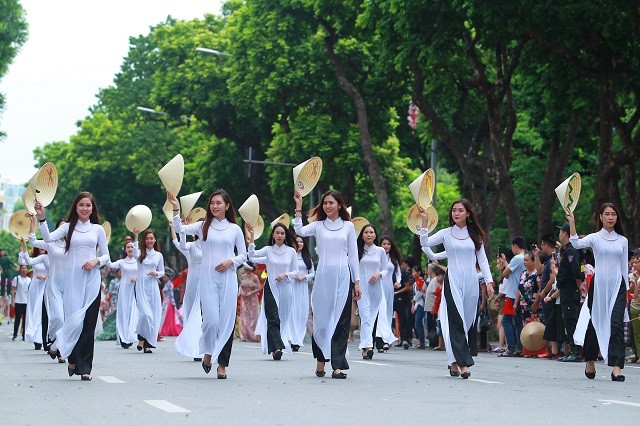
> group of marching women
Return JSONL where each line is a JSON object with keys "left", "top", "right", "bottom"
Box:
{"left": 22, "top": 185, "right": 630, "bottom": 383}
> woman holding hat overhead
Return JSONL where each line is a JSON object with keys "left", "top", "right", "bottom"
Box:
{"left": 293, "top": 190, "right": 361, "bottom": 379}
{"left": 168, "top": 189, "right": 247, "bottom": 379}
{"left": 292, "top": 236, "right": 315, "bottom": 351}
{"left": 28, "top": 216, "right": 67, "bottom": 362}
{"left": 356, "top": 224, "right": 388, "bottom": 360}
{"left": 567, "top": 204, "right": 628, "bottom": 381}
{"left": 107, "top": 238, "right": 139, "bottom": 349}
{"left": 247, "top": 222, "right": 298, "bottom": 360}
{"left": 35, "top": 192, "right": 110, "bottom": 381}
{"left": 419, "top": 199, "right": 493, "bottom": 379}
{"left": 134, "top": 229, "right": 164, "bottom": 354}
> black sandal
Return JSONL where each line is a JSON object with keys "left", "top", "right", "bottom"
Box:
{"left": 448, "top": 366, "right": 460, "bottom": 377}
{"left": 217, "top": 366, "right": 227, "bottom": 379}
{"left": 80, "top": 374, "right": 92, "bottom": 381}
{"left": 272, "top": 349, "right": 283, "bottom": 361}
{"left": 68, "top": 366, "right": 76, "bottom": 377}
{"left": 202, "top": 361, "right": 212, "bottom": 374}
{"left": 331, "top": 371, "right": 347, "bottom": 379}
{"left": 315, "top": 370, "right": 326, "bottom": 377}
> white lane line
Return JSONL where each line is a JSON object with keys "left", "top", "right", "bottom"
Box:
{"left": 238, "top": 344, "right": 262, "bottom": 349}
{"left": 144, "top": 400, "right": 191, "bottom": 413}
{"left": 467, "top": 378, "right": 503, "bottom": 384}
{"left": 297, "top": 351, "right": 313, "bottom": 356}
{"left": 599, "top": 400, "right": 640, "bottom": 408}
{"left": 98, "top": 376, "right": 125, "bottom": 384}
{"left": 352, "top": 360, "right": 391, "bottom": 366}
{"left": 626, "top": 366, "right": 640, "bottom": 369}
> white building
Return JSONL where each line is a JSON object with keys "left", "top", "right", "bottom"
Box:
{"left": 0, "top": 176, "right": 26, "bottom": 230}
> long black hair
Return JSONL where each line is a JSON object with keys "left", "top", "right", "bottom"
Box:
{"left": 448, "top": 198, "right": 485, "bottom": 251}
{"left": 268, "top": 223, "right": 296, "bottom": 248}
{"left": 307, "top": 190, "right": 351, "bottom": 222}
{"left": 202, "top": 189, "right": 236, "bottom": 241}
{"left": 65, "top": 191, "right": 100, "bottom": 253}
{"left": 295, "top": 236, "right": 313, "bottom": 272}
{"left": 138, "top": 229, "right": 159, "bottom": 263}
{"left": 357, "top": 224, "right": 378, "bottom": 260}
{"left": 380, "top": 235, "right": 401, "bottom": 278}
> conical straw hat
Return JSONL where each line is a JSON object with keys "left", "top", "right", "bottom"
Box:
{"left": 186, "top": 207, "right": 207, "bottom": 225}
{"left": 102, "top": 221, "right": 112, "bottom": 244}
{"left": 9, "top": 210, "right": 31, "bottom": 240}
{"left": 125, "top": 205, "right": 152, "bottom": 233}
{"left": 157, "top": 154, "right": 184, "bottom": 196}
{"left": 162, "top": 200, "right": 175, "bottom": 222}
{"left": 346, "top": 206, "right": 352, "bottom": 216}
{"left": 408, "top": 168, "right": 435, "bottom": 208}
{"left": 238, "top": 194, "right": 260, "bottom": 226}
{"left": 245, "top": 215, "right": 264, "bottom": 239}
{"left": 292, "top": 157, "right": 322, "bottom": 197}
{"left": 520, "top": 321, "right": 546, "bottom": 351}
{"left": 352, "top": 217, "right": 369, "bottom": 237}
{"left": 271, "top": 213, "right": 290, "bottom": 229}
{"left": 22, "top": 186, "right": 37, "bottom": 215}
{"left": 554, "top": 173, "right": 581, "bottom": 212}
{"left": 28, "top": 162, "right": 58, "bottom": 207}
{"left": 180, "top": 191, "right": 202, "bottom": 219}
{"left": 406, "top": 204, "right": 438, "bottom": 235}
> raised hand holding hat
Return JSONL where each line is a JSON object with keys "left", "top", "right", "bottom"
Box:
{"left": 292, "top": 157, "right": 322, "bottom": 197}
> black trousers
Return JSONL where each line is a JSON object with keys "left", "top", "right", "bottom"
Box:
{"left": 13, "top": 303, "right": 27, "bottom": 338}
{"left": 263, "top": 279, "right": 285, "bottom": 353}
{"left": 443, "top": 274, "right": 476, "bottom": 367}
{"left": 560, "top": 287, "right": 580, "bottom": 349}
{"left": 374, "top": 316, "right": 385, "bottom": 349}
{"left": 584, "top": 276, "right": 626, "bottom": 368}
{"left": 312, "top": 289, "right": 352, "bottom": 371}
{"left": 542, "top": 302, "right": 566, "bottom": 343}
{"left": 393, "top": 297, "right": 413, "bottom": 343}
{"left": 69, "top": 293, "right": 100, "bottom": 375}
{"left": 41, "top": 299, "right": 49, "bottom": 351}
{"left": 218, "top": 328, "right": 234, "bottom": 367}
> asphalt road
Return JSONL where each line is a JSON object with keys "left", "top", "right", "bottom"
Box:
{"left": 1, "top": 325, "right": 639, "bottom": 425}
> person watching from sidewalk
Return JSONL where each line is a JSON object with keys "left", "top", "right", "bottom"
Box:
{"left": 495, "top": 237, "right": 526, "bottom": 357}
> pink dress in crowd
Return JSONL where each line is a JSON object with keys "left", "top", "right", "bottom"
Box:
{"left": 239, "top": 273, "right": 261, "bottom": 342}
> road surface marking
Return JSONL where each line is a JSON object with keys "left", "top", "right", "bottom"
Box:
{"left": 98, "top": 376, "right": 125, "bottom": 384}
{"left": 599, "top": 400, "right": 640, "bottom": 408}
{"left": 353, "top": 360, "right": 391, "bottom": 366}
{"left": 467, "top": 378, "right": 503, "bottom": 384}
{"left": 144, "top": 400, "right": 191, "bottom": 413}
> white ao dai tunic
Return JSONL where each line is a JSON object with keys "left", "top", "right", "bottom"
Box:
{"left": 39, "top": 220, "right": 110, "bottom": 358}
{"left": 173, "top": 216, "right": 247, "bottom": 362}
{"left": 107, "top": 257, "right": 139, "bottom": 345}
{"left": 249, "top": 243, "right": 298, "bottom": 355}
{"left": 420, "top": 225, "right": 492, "bottom": 365}
{"left": 19, "top": 252, "right": 49, "bottom": 344}
{"left": 291, "top": 252, "right": 315, "bottom": 346}
{"left": 135, "top": 246, "right": 164, "bottom": 347}
{"left": 357, "top": 244, "right": 388, "bottom": 349}
{"left": 571, "top": 229, "right": 629, "bottom": 362}
{"left": 376, "top": 255, "right": 400, "bottom": 345}
{"left": 293, "top": 216, "right": 360, "bottom": 359}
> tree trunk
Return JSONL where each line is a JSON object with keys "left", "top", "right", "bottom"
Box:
{"left": 322, "top": 27, "right": 394, "bottom": 237}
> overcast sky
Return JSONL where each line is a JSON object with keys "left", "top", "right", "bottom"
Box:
{"left": 0, "top": 0, "right": 222, "bottom": 185}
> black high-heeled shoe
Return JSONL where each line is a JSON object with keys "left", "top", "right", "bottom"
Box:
{"left": 331, "top": 371, "right": 347, "bottom": 379}
{"left": 315, "top": 370, "right": 326, "bottom": 377}
{"left": 461, "top": 371, "right": 471, "bottom": 379}
{"left": 137, "top": 345, "right": 143, "bottom": 351}
{"left": 217, "top": 367, "right": 227, "bottom": 379}
{"left": 80, "top": 374, "right": 92, "bottom": 381}
{"left": 611, "top": 372, "right": 625, "bottom": 382}
{"left": 272, "top": 349, "right": 283, "bottom": 361}
{"left": 201, "top": 361, "right": 212, "bottom": 374}
{"left": 448, "top": 366, "right": 460, "bottom": 377}
{"left": 68, "top": 366, "right": 76, "bottom": 377}
{"left": 585, "top": 367, "right": 596, "bottom": 379}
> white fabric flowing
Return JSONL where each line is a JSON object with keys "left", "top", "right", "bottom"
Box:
{"left": 134, "top": 246, "right": 164, "bottom": 347}
{"left": 420, "top": 225, "right": 492, "bottom": 366}
{"left": 293, "top": 216, "right": 360, "bottom": 359}
{"left": 571, "top": 229, "right": 629, "bottom": 362}
{"left": 108, "top": 258, "right": 139, "bottom": 345}
{"left": 20, "top": 252, "right": 49, "bottom": 344}
{"left": 29, "top": 233, "right": 67, "bottom": 342}
{"left": 376, "top": 256, "right": 400, "bottom": 345}
{"left": 173, "top": 235, "right": 205, "bottom": 358}
{"left": 249, "top": 243, "right": 298, "bottom": 355}
{"left": 39, "top": 221, "right": 110, "bottom": 358}
{"left": 291, "top": 252, "right": 314, "bottom": 346}
{"left": 173, "top": 216, "right": 247, "bottom": 363}
{"left": 357, "top": 244, "right": 388, "bottom": 349}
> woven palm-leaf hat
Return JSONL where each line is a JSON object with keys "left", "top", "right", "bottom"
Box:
{"left": 125, "top": 205, "right": 152, "bottom": 233}
{"left": 520, "top": 321, "right": 546, "bottom": 352}
{"left": 406, "top": 204, "right": 438, "bottom": 236}
{"left": 408, "top": 168, "right": 435, "bottom": 209}
{"left": 271, "top": 213, "right": 290, "bottom": 229}
{"left": 102, "top": 221, "right": 112, "bottom": 244}
{"left": 22, "top": 186, "right": 37, "bottom": 215}
{"left": 9, "top": 210, "right": 31, "bottom": 240}
{"left": 352, "top": 217, "right": 370, "bottom": 237}
{"left": 186, "top": 207, "right": 207, "bottom": 224}
{"left": 180, "top": 191, "right": 202, "bottom": 219}
{"left": 157, "top": 154, "right": 184, "bottom": 196}
{"left": 28, "top": 162, "right": 58, "bottom": 207}
{"left": 554, "top": 173, "right": 581, "bottom": 212}
{"left": 245, "top": 215, "right": 264, "bottom": 239}
{"left": 238, "top": 194, "right": 260, "bottom": 227}
{"left": 292, "top": 157, "right": 322, "bottom": 197}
